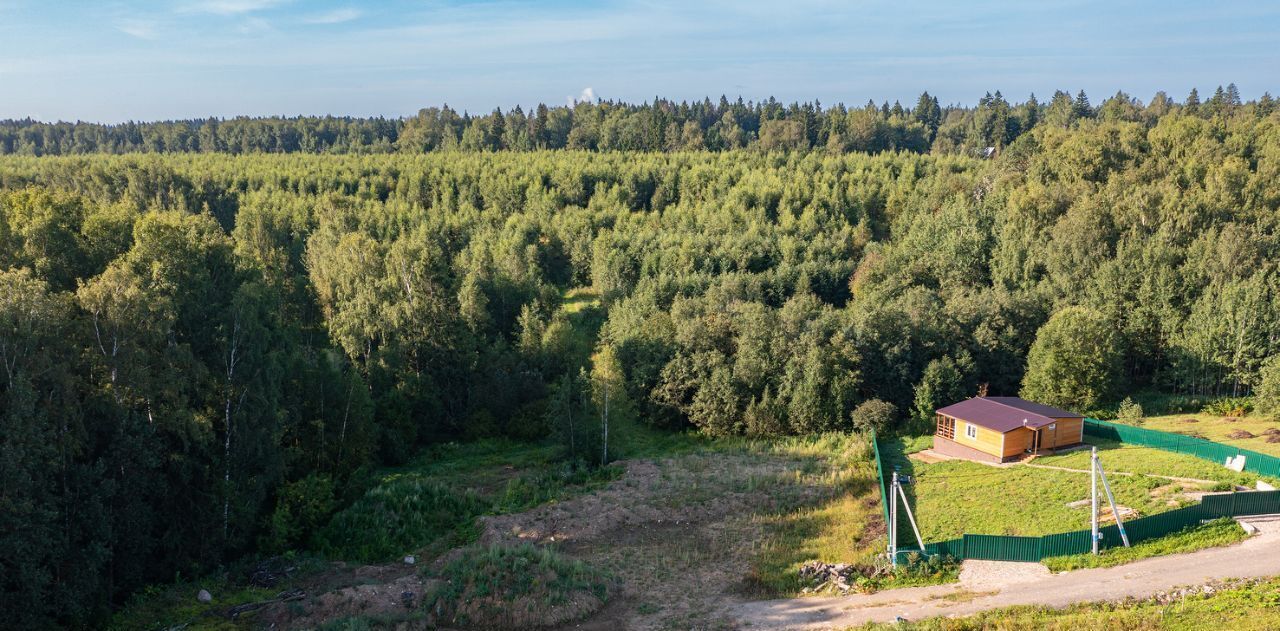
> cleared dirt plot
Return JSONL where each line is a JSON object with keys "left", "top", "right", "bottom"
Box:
{"left": 115, "top": 433, "right": 923, "bottom": 630}
{"left": 472, "top": 437, "right": 890, "bottom": 629}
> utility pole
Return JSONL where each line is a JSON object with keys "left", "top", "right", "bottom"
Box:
{"left": 888, "top": 469, "right": 926, "bottom": 567}
{"left": 890, "top": 470, "right": 899, "bottom": 566}
{"left": 1094, "top": 449, "right": 1131, "bottom": 548}
{"left": 1091, "top": 447, "right": 1099, "bottom": 554}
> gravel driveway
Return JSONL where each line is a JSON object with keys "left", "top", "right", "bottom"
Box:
{"left": 727, "top": 515, "right": 1280, "bottom": 629}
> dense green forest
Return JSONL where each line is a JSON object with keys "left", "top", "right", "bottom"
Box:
{"left": 3, "top": 85, "right": 1273, "bottom": 157}
{"left": 3, "top": 90, "right": 1280, "bottom": 626}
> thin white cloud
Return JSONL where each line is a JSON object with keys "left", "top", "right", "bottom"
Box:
{"left": 116, "top": 18, "right": 160, "bottom": 40}
{"left": 184, "top": 0, "right": 288, "bottom": 16}
{"left": 303, "top": 7, "right": 361, "bottom": 25}
{"left": 235, "top": 16, "right": 273, "bottom": 34}
{"left": 568, "top": 87, "right": 596, "bottom": 105}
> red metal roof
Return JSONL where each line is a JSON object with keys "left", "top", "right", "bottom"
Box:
{"left": 935, "top": 397, "right": 1080, "bottom": 433}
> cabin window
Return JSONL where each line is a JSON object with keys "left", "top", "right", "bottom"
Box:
{"left": 965, "top": 424, "right": 977, "bottom": 440}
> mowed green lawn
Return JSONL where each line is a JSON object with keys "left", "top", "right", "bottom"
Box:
{"left": 885, "top": 438, "right": 1236, "bottom": 542}
{"left": 1034, "top": 439, "right": 1269, "bottom": 488}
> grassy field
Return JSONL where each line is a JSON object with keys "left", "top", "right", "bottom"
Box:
{"left": 317, "top": 439, "right": 627, "bottom": 562}
{"left": 854, "top": 576, "right": 1280, "bottom": 630}
{"left": 1034, "top": 439, "right": 1266, "bottom": 488}
{"left": 744, "top": 434, "right": 960, "bottom": 594}
{"left": 1138, "top": 413, "right": 1280, "bottom": 457}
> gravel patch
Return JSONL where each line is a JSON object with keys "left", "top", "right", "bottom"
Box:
{"left": 958, "top": 560, "right": 1050, "bottom": 588}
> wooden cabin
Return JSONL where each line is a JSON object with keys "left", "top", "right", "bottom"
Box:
{"left": 933, "top": 397, "right": 1084, "bottom": 463}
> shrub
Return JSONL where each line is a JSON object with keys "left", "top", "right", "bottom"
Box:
{"left": 264, "top": 473, "right": 336, "bottom": 552}
{"left": 744, "top": 394, "right": 787, "bottom": 437}
{"left": 423, "top": 544, "right": 613, "bottom": 628}
{"left": 851, "top": 399, "right": 898, "bottom": 435}
{"left": 316, "top": 476, "right": 487, "bottom": 562}
{"left": 491, "top": 463, "right": 622, "bottom": 514}
{"left": 1202, "top": 397, "right": 1254, "bottom": 418}
{"left": 1115, "top": 397, "right": 1145, "bottom": 425}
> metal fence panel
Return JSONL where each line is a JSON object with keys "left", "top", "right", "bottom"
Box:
{"left": 1039, "top": 530, "right": 1091, "bottom": 557}
{"left": 871, "top": 430, "right": 891, "bottom": 527}
{"left": 1231, "top": 490, "right": 1280, "bottom": 515}
{"left": 1119, "top": 505, "right": 1202, "bottom": 544}
{"left": 962, "top": 534, "right": 1042, "bottom": 562}
{"left": 924, "top": 538, "right": 965, "bottom": 559}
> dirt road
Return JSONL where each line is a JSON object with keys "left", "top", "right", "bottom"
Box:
{"left": 727, "top": 516, "right": 1280, "bottom": 629}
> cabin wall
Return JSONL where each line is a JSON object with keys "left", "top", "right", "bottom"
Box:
{"left": 933, "top": 435, "right": 1003, "bottom": 463}
{"left": 1003, "top": 428, "right": 1033, "bottom": 457}
{"left": 937, "top": 415, "right": 1005, "bottom": 458}
{"left": 1043, "top": 417, "right": 1084, "bottom": 449}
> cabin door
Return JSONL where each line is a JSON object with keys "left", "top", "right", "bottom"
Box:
{"left": 1030, "top": 429, "right": 1041, "bottom": 455}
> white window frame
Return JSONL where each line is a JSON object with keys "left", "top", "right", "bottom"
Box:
{"left": 965, "top": 423, "right": 978, "bottom": 440}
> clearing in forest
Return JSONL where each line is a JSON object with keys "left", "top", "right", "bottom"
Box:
{"left": 116, "top": 433, "right": 926, "bottom": 630}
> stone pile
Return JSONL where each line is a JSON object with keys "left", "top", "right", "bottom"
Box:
{"left": 1149, "top": 579, "right": 1253, "bottom": 605}
{"left": 797, "top": 560, "right": 880, "bottom": 593}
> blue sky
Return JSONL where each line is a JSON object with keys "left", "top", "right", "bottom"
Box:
{"left": 1, "top": 1, "right": 1277, "bottom": 122}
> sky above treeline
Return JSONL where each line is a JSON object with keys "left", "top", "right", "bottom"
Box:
{"left": 1, "top": 0, "right": 1277, "bottom": 123}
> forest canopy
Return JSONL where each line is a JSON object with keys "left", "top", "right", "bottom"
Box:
{"left": 2, "top": 88, "right": 1280, "bottom": 626}
{"left": 2, "top": 85, "right": 1272, "bottom": 157}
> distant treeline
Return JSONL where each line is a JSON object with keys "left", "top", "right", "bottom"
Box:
{"left": 2, "top": 85, "right": 1273, "bottom": 156}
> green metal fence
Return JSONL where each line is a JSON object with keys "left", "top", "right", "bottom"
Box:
{"left": 1084, "top": 418, "right": 1280, "bottom": 478}
{"left": 871, "top": 430, "right": 921, "bottom": 553}
{"left": 871, "top": 430, "right": 891, "bottom": 528}
{"left": 871, "top": 422, "right": 1280, "bottom": 563}
{"left": 902, "top": 491, "right": 1280, "bottom": 562}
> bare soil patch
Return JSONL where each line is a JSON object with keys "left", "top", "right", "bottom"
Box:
{"left": 260, "top": 564, "right": 426, "bottom": 629}
{"left": 908, "top": 449, "right": 951, "bottom": 464}
{"left": 479, "top": 452, "right": 813, "bottom": 549}
{"left": 260, "top": 447, "right": 845, "bottom": 630}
